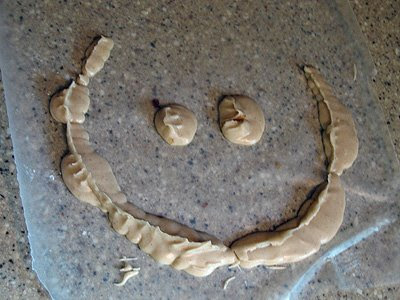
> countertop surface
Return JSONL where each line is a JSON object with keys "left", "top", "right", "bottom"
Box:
{"left": 0, "top": 1, "right": 399, "bottom": 299}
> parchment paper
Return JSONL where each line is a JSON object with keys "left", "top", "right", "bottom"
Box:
{"left": 1, "top": 1, "right": 399, "bottom": 299}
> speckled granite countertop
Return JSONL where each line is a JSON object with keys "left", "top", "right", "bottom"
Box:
{"left": 0, "top": 72, "right": 49, "bottom": 298}
{"left": 0, "top": 1, "right": 399, "bottom": 299}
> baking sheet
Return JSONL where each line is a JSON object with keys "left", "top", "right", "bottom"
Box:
{"left": 0, "top": 1, "right": 399, "bottom": 299}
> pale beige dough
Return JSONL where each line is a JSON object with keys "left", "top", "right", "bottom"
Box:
{"left": 50, "top": 35, "right": 358, "bottom": 277}
{"left": 114, "top": 267, "right": 140, "bottom": 287}
{"left": 55, "top": 37, "right": 237, "bottom": 276}
{"left": 61, "top": 122, "right": 237, "bottom": 276}
{"left": 304, "top": 66, "right": 359, "bottom": 175}
{"left": 77, "top": 36, "right": 114, "bottom": 86}
{"left": 231, "top": 173, "right": 345, "bottom": 268}
{"left": 50, "top": 81, "right": 90, "bottom": 124}
{"left": 219, "top": 95, "right": 265, "bottom": 145}
{"left": 154, "top": 104, "right": 197, "bottom": 146}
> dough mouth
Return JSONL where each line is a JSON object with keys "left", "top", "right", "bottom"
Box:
{"left": 50, "top": 36, "right": 359, "bottom": 277}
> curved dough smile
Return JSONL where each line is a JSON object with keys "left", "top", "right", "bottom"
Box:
{"left": 50, "top": 36, "right": 359, "bottom": 277}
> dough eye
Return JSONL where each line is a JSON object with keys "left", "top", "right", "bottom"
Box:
{"left": 154, "top": 104, "right": 198, "bottom": 146}
{"left": 218, "top": 95, "right": 265, "bottom": 146}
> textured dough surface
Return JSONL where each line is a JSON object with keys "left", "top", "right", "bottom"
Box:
{"left": 50, "top": 81, "right": 90, "bottom": 124}
{"left": 219, "top": 95, "right": 265, "bottom": 145}
{"left": 62, "top": 122, "right": 237, "bottom": 276}
{"left": 154, "top": 104, "right": 197, "bottom": 146}
{"left": 304, "top": 66, "right": 359, "bottom": 175}
{"left": 78, "top": 36, "right": 114, "bottom": 86}
{"left": 50, "top": 35, "right": 355, "bottom": 277}
{"left": 231, "top": 173, "right": 345, "bottom": 268}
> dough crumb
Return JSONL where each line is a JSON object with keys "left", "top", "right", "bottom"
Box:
{"left": 353, "top": 63, "right": 357, "bottom": 81}
{"left": 114, "top": 269, "right": 140, "bottom": 287}
{"left": 228, "top": 261, "right": 240, "bottom": 269}
{"left": 266, "top": 265, "right": 286, "bottom": 270}
{"left": 114, "top": 257, "right": 140, "bottom": 287}
{"left": 228, "top": 262, "right": 242, "bottom": 272}
{"left": 120, "top": 262, "right": 133, "bottom": 272}
{"left": 119, "top": 256, "right": 138, "bottom": 262}
{"left": 223, "top": 276, "right": 236, "bottom": 290}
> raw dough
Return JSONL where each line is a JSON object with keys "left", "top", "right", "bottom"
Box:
{"left": 50, "top": 81, "right": 90, "bottom": 124}
{"left": 304, "top": 66, "right": 359, "bottom": 175}
{"left": 114, "top": 267, "right": 140, "bottom": 286}
{"left": 50, "top": 35, "right": 360, "bottom": 277}
{"left": 231, "top": 173, "right": 345, "bottom": 268}
{"left": 154, "top": 104, "right": 197, "bottom": 146}
{"left": 53, "top": 37, "right": 236, "bottom": 277}
{"left": 62, "top": 122, "right": 237, "bottom": 276}
{"left": 219, "top": 95, "right": 265, "bottom": 145}
{"left": 77, "top": 36, "right": 114, "bottom": 86}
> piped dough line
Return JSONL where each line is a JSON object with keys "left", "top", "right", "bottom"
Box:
{"left": 77, "top": 36, "right": 114, "bottom": 86}
{"left": 303, "top": 66, "right": 359, "bottom": 175}
{"left": 63, "top": 120, "right": 237, "bottom": 276}
{"left": 231, "top": 174, "right": 345, "bottom": 268}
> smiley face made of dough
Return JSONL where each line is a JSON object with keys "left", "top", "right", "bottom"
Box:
{"left": 50, "top": 37, "right": 358, "bottom": 277}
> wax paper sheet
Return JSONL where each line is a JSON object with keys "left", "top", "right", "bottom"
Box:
{"left": 1, "top": 1, "right": 399, "bottom": 299}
